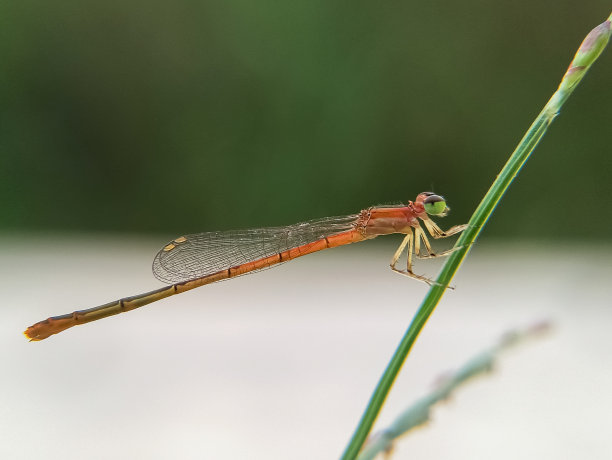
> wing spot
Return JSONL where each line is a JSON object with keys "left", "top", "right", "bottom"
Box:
{"left": 163, "top": 243, "right": 176, "bottom": 252}
{"left": 174, "top": 236, "right": 187, "bottom": 244}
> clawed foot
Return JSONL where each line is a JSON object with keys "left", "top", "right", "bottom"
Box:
{"left": 390, "top": 266, "right": 454, "bottom": 290}
{"left": 416, "top": 245, "right": 464, "bottom": 260}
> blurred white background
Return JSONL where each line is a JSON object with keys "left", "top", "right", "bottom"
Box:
{"left": 2, "top": 235, "right": 611, "bottom": 459}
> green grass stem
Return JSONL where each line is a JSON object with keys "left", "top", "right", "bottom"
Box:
{"left": 341, "top": 13, "right": 611, "bottom": 460}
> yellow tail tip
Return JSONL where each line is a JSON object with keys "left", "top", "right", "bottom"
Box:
{"left": 23, "top": 320, "right": 49, "bottom": 341}
{"left": 23, "top": 316, "right": 75, "bottom": 341}
{"left": 23, "top": 329, "right": 34, "bottom": 341}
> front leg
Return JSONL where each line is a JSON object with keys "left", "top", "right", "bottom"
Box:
{"left": 422, "top": 219, "right": 468, "bottom": 239}
{"left": 414, "top": 226, "right": 463, "bottom": 260}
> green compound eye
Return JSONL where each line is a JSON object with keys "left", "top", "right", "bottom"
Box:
{"left": 423, "top": 195, "right": 447, "bottom": 215}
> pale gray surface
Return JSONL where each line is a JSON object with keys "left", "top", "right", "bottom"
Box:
{"left": 2, "top": 235, "right": 611, "bottom": 459}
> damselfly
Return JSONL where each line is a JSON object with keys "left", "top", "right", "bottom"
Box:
{"left": 24, "top": 192, "right": 466, "bottom": 341}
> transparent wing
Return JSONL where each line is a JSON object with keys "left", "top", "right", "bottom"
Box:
{"left": 152, "top": 214, "right": 360, "bottom": 283}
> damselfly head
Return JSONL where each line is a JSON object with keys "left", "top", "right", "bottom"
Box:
{"left": 420, "top": 193, "right": 449, "bottom": 217}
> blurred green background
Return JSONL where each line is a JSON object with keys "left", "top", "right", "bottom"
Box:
{"left": 1, "top": 1, "right": 611, "bottom": 238}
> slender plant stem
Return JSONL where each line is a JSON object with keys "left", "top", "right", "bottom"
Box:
{"left": 341, "top": 13, "right": 612, "bottom": 460}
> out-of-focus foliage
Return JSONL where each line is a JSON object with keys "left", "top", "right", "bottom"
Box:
{"left": 357, "top": 322, "right": 552, "bottom": 460}
{"left": 1, "top": 1, "right": 610, "bottom": 237}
